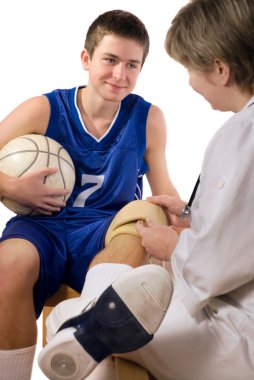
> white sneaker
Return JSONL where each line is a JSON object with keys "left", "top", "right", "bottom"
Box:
{"left": 46, "top": 297, "right": 97, "bottom": 343}
{"left": 38, "top": 264, "right": 173, "bottom": 380}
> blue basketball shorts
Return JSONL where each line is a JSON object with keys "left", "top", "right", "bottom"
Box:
{"left": 0, "top": 214, "right": 113, "bottom": 318}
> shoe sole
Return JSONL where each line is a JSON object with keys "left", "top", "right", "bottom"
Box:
{"left": 38, "top": 327, "right": 97, "bottom": 380}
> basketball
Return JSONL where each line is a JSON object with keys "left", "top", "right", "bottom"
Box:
{"left": 0, "top": 134, "right": 75, "bottom": 215}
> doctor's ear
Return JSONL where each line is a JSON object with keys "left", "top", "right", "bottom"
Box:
{"left": 214, "top": 58, "right": 231, "bottom": 86}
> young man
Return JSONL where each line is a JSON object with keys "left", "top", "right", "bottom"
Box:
{"left": 134, "top": 0, "right": 254, "bottom": 379}
{"left": 0, "top": 10, "right": 177, "bottom": 380}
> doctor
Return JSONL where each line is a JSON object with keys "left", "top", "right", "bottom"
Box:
{"left": 135, "top": 0, "right": 254, "bottom": 379}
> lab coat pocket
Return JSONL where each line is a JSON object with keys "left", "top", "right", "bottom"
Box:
{"left": 205, "top": 297, "right": 247, "bottom": 359}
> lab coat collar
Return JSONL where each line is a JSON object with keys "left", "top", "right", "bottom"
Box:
{"left": 244, "top": 95, "right": 254, "bottom": 109}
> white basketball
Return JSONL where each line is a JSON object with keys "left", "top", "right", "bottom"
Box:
{"left": 0, "top": 134, "right": 75, "bottom": 215}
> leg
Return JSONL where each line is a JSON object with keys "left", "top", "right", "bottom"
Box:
{"left": 45, "top": 233, "right": 149, "bottom": 340}
{"left": 39, "top": 264, "right": 173, "bottom": 380}
{"left": 39, "top": 201, "right": 170, "bottom": 378}
{"left": 78, "top": 233, "right": 149, "bottom": 303}
{"left": 89, "top": 233, "right": 149, "bottom": 268}
{"left": 0, "top": 238, "right": 40, "bottom": 349}
{"left": 0, "top": 238, "right": 40, "bottom": 380}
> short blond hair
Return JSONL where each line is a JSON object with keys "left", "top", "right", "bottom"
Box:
{"left": 165, "top": 0, "right": 254, "bottom": 93}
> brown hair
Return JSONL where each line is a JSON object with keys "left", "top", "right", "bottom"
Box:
{"left": 165, "top": 0, "right": 254, "bottom": 92}
{"left": 84, "top": 10, "right": 149, "bottom": 66}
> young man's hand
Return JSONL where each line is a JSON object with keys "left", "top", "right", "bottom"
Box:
{"left": 3, "top": 167, "right": 69, "bottom": 215}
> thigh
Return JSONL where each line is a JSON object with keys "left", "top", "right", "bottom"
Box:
{"left": 64, "top": 217, "right": 113, "bottom": 291}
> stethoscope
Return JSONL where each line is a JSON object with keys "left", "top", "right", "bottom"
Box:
{"left": 181, "top": 175, "right": 200, "bottom": 220}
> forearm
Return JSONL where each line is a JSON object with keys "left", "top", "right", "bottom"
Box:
{"left": 0, "top": 172, "right": 15, "bottom": 199}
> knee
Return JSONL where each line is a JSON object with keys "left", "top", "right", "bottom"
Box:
{"left": 0, "top": 239, "right": 40, "bottom": 292}
{"left": 105, "top": 200, "right": 168, "bottom": 246}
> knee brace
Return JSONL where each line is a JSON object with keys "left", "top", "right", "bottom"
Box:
{"left": 105, "top": 200, "right": 168, "bottom": 245}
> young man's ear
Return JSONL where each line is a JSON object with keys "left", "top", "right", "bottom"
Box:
{"left": 214, "top": 58, "right": 231, "bottom": 86}
{"left": 81, "top": 49, "right": 90, "bottom": 70}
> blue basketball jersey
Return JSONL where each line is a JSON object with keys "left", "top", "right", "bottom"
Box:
{"left": 45, "top": 86, "right": 151, "bottom": 218}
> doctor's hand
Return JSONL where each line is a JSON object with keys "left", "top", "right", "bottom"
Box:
{"left": 147, "top": 195, "right": 190, "bottom": 228}
{"left": 136, "top": 219, "right": 179, "bottom": 261}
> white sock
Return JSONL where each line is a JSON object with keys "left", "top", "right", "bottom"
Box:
{"left": 0, "top": 345, "right": 36, "bottom": 380}
{"left": 81, "top": 263, "right": 132, "bottom": 299}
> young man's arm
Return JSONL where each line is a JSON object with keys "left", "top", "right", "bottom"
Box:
{"left": 144, "top": 105, "right": 179, "bottom": 197}
{"left": 136, "top": 105, "right": 188, "bottom": 258}
{"left": 0, "top": 96, "right": 68, "bottom": 213}
{"left": 0, "top": 96, "right": 50, "bottom": 149}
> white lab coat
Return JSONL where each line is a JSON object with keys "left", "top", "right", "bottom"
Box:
{"left": 123, "top": 96, "right": 254, "bottom": 379}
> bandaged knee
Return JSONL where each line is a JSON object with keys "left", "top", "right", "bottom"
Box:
{"left": 105, "top": 200, "right": 168, "bottom": 245}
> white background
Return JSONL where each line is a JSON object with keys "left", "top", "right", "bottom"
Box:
{"left": 0, "top": 1, "right": 231, "bottom": 378}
